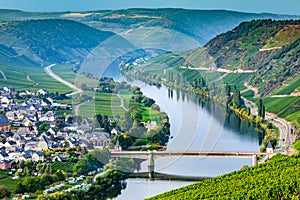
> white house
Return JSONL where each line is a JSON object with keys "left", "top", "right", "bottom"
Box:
{"left": 37, "top": 88, "right": 49, "bottom": 96}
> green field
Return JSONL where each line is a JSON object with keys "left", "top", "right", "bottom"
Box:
{"left": 79, "top": 92, "right": 123, "bottom": 118}
{"left": 0, "top": 59, "right": 72, "bottom": 93}
{"left": 51, "top": 64, "right": 77, "bottom": 84}
{"left": 241, "top": 90, "right": 255, "bottom": 99}
{"left": 0, "top": 173, "right": 23, "bottom": 190}
{"left": 253, "top": 96, "right": 299, "bottom": 114}
{"left": 272, "top": 75, "right": 300, "bottom": 95}
{"left": 50, "top": 162, "right": 75, "bottom": 173}
{"left": 148, "top": 154, "right": 300, "bottom": 200}
{"left": 52, "top": 64, "right": 99, "bottom": 88}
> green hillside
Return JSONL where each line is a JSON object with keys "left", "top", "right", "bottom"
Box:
{"left": 148, "top": 154, "right": 300, "bottom": 200}
{"left": 0, "top": 19, "right": 115, "bottom": 63}
{"left": 124, "top": 19, "right": 300, "bottom": 125}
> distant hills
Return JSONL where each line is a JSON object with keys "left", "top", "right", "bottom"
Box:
{"left": 0, "top": 19, "right": 116, "bottom": 63}
{"left": 0, "top": 8, "right": 299, "bottom": 48}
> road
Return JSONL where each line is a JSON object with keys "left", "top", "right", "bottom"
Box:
{"left": 116, "top": 92, "right": 128, "bottom": 112}
{"left": 242, "top": 97, "right": 292, "bottom": 151}
{"left": 242, "top": 82, "right": 260, "bottom": 98}
{"left": 180, "top": 66, "right": 255, "bottom": 73}
{"left": 44, "top": 64, "right": 83, "bottom": 96}
{"left": 0, "top": 70, "right": 7, "bottom": 80}
{"left": 73, "top": 101, "right": 89, "bottom": 116}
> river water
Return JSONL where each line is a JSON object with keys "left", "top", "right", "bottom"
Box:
{"left": 114, "top": 79, "right": 263, "bottom": 200}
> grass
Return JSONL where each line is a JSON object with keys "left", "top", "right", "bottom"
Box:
{"left": 272, "top": 75, "right": 300, "bottom": 95}
{"left": 0, "top": 177, "right": 23, "bottom": 190}
{"left": 142, "top": 107, "right": 161, "bottom": 123}
{"left": 0, "top": 59, "right": 72, "bottom": 93}
{"left": 294, "top": 140, "right": 300, "bottom": 151}
{"left": 253, "top": 96, "right": 298, "bottom": 114}
{"left": 242, "top": 90, "right": 255, "bottom": 99}
{"left": 218, "top": 73, "right": 250, "bottom": 90}
{"left": 50, "top": 162, "right": 75, "bottom": 173}
{"left": 79, "top": 92, "right": 124, "bottom": 118}
{"left": 51, "top": 64, "right": 77, "bottom": 84}
{"left": 285, "top": 110, "right": 300, "bottom": 128}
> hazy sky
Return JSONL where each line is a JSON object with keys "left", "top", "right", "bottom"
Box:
{"left": 0, "top": 0, "right": 299, "bottom": 15}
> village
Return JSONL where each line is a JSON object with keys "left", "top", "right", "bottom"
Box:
{"left": 0, "top": 86, "right": 122, "bottom": 170}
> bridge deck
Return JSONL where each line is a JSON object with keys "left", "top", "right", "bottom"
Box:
{"left": 110, "top": 151, "right": 268, "bottom": 158}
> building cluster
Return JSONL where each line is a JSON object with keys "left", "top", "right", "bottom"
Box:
{"left": 0, "top": 86, "right": 115, "bottom": 170}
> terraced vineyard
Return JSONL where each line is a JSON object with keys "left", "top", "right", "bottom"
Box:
{"left": 149, "top": 154, "right": 300, "bottom": 200}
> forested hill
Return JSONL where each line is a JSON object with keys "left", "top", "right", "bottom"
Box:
{"left": 148, "top": 154, "right": 300, "bottom": 199}
{"left": 0, "top": 19, "right": 117, "bottom": 63}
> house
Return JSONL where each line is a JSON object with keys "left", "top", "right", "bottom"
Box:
{"left": 37, "top": 88, "right": 49, "bottom": 96}
{"left": 86, "top": 132, "right": 111, "bottom": 148}
{"left": 111, "top": 128, "right": 119, "bottom": 135}
{"left": 46, "top": 97, "right": 55, "bottom": 104}
{"left": 3, "top": 86, "right": 14, "bottom": 93}
{"left": 0, "top": 149, "right": 9, "bottom": 161}
{"left": 32, "top": 152, "right": 44, "bottom": 162}
{"left": 17, "top": 127, "right": 30, "bottom": 136}
{"left": 5, "top": 111, "right": 15, "bottom": 121}
{"left": 0, "top": 114, "right": 11, "bottom": 132}
{"left": 52, "top": 154, "right": 70, "bottom": 162}
{"left": 1, "top": 95, "right": 13, "bottom": 104}
{"left": 22, "top": 118, "right": 34, "bottom": 127}
{"left": 0, "top": 160, "right": 11, "bottom": 169}
{"left": 266, "top": 141, "right": 274, "bottom": 154}
{"left": 38, "top": 136, "right": 49, "bottom": 151}
{"left": 19, "top": 91, "right": 28, "bottom": 97}
{"left": 40, "top": 111, "right": 55, "bottom": 122}
{"left": 18, "top": 151, "right": 32, "bottom": 162}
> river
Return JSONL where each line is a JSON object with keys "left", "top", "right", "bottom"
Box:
{"left": 114, "top": 79, "right": 263, "bottom": 200}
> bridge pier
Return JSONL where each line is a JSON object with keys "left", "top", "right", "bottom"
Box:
{"left": 252, "top": 154, "right": 257, "bottom": 166}
{"left": 148, "top": 151, "right": 155, "bottom": 178}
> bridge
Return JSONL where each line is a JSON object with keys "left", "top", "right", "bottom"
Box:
{"left": 111, "top": 151, "right": 270, "bottom": 178}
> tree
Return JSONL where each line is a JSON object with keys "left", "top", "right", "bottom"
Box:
{"left": 23, "top": 176, "right": 42, "bottom": 193}
{"left": 14, "top": 182, "right": 26, "bottom": 194}
{"left": 0, "top": 186, "right": 11, "bottom": 199}
{"left": 53, "top": 170, "right": 66, "bottom": 182}
{"left": 232, "top": 87, "right": 242, "bottom": 108}
{"left": 41, "top": 174, "right": 54, "bottom": 186}
{"left": 151, "top": 104, "right": 160, "bottom": 111}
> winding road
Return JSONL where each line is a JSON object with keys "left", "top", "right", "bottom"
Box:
{"left": 242, "top": 97, "right": 292, "bottom": 152}
{"left": 44, "top": 64, "right": 83, "bottom": 96}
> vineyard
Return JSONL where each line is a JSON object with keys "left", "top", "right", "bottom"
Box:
{"left": 148, "top": 153, "right": 300, "bottom": 199}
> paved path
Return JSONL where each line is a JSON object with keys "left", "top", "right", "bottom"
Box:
{"left": 44, "top": 64, "right": 83, "bottom": 96}
{"left": 242, "top": 82, "right": 260, "bottom": 98}
{"left": 116, "top": 92, "right": 128, "bottom": 112}
{"left": 259, "top": 46, "right": 282, "bottom": 51}
{"left": 242, "top": 97, "right": 292, "bottom": 151}
{"left": 73, "top": 101, "right": 89, "bottom": 116}
{"left": 0, "top": 70, "right": 7, "bottom": 80}
{"left": 180, "top": 66, "right": 255, "bottom": 73}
